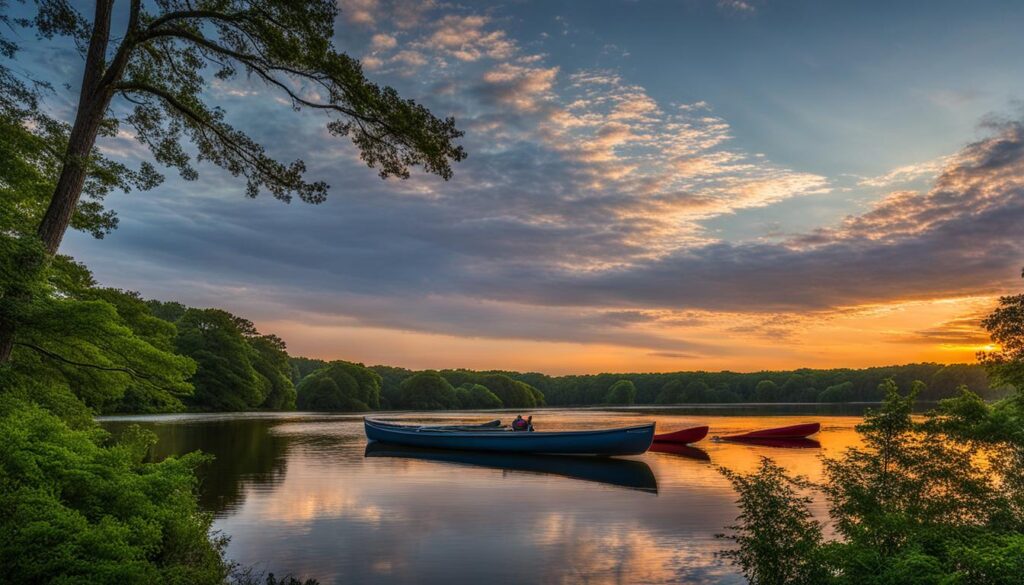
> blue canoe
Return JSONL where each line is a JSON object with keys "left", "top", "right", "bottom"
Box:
{"left": 364, "top": 418, "right": 655, "bottom": 456}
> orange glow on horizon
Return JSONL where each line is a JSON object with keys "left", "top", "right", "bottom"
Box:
{"left": 254, "top": 295, "right": 999, "bottom": 375}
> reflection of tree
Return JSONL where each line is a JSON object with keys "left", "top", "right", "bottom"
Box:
{"left": 104, "top": 418, "right": 292, "bottom": 514}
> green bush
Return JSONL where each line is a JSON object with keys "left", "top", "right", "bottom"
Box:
{"left": 0, "top": 397, "right": 229, "bottom": 584}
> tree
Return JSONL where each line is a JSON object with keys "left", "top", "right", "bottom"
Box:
{"left": 398, "top": 371, "right": 458, "bottom": 410}
{"left": 0, "top": 248, "right": 196, "bottom": 415}
{"left": 721, "top": 379, "right": 1024, "bottom": 584}
{"left": 755, "top": 379, "right": 778, "bottom": 402}
{"left": 818, "top": 381, "right": 854, "bottom": 403}
{"left": 656, "top": 378, "right": 684, "bottom": 404}
{"left": 0, "top": 0, "right": 466, "bottom": 362}
{"left": 718, "top": 459, "right": 827, "bottom": 585}
{"left": 455, "top": 383, "right": 503, "bottom": 409}
{"left": 250, "top": 334, "right": 296, "bottom": 410}
{"left": 175, "top": 308, "right": 265, "bottom": 411}
{"left": 290, "top": 356, "right": 328, "bottom": 384}
{"left": 979, "top": 292, "right": 1024, "bottom": 391}
{"left": 295, "top": 361, "right": 380, "bottom": 411}
{"left": 683, "top": 379, "right": 711, "bottom": 403}
{"left": 605, "top": 379, "right": 637, "bottom": 405}
{"left": 370, "top": 364, "right": 413, "bottom": 409}
{"left": 480, "top": 374, "right": 541, "bottom": 408}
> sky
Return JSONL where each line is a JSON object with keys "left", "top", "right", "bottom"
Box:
{"left": 16, "top": 0, "right": 1024, "bottom": 374}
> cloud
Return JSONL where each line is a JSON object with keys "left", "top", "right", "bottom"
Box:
{"left": 478, "top": 63, "right": 559, "bottom": 112}
{"left": 890, "top": 312, "right": 992, "bottom": 345}
{"left": 716, "top": 0, "right": 759, "bottom": 15}
{"left": 53, "top": 0, "right": 1024, "bottom": 369}
{"left": 338, "top": 0, "right": 379, "bottom": 26}
{"left": 370, "top": 33, "right": 398, "bottom": 51}
{"left": 858, "top": 157, "right": 949, "bottom": 188}
{"left": 421, "top": 15, "right": 516, "bottom": 63}
{"left": 478, "top": 119, "right": 1024, "bottom": 312}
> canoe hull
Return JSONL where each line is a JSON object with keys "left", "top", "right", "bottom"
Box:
{"left": 364, "top": 419, "right": 655, "bottom": 456}
{"left": 653, "top": 425, "right": 709, "bottom": 444}
{"left": 721, "top": 422, "right": 820, "bottom": 441}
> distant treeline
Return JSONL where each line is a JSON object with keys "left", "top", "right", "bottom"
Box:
{"left": 300, "top": 360, "right": 1003, "bottom": 411}
{"left": 104, "top": 296, "right": 1003, "bottom": 414}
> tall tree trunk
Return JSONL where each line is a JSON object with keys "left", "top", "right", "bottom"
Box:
{"left": 0, "top": 1, "right": 116, "bottom": 365}
{"left": 37, "top": 0, "right": 116, "bottom": 254}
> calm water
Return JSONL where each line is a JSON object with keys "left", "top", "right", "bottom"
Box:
{"left": 100, "top": 406, "right": 870, "bottom": 584}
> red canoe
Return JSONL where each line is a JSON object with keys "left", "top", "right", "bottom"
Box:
{"left": 720, "top": 422, "right": 820, "bottom": 441}
{"left": 653, "top": 425, "right": 709, "bottom": 444}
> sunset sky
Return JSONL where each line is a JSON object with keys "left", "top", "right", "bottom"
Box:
{"left": 25, "top": 0, "right": 1024, "bottom": 373}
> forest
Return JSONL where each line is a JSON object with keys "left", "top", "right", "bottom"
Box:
{"left": 49, "top": 290, "right": 998, "bottom": 415}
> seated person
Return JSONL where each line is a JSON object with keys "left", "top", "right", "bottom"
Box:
{"left": 512, "top": 415, "right": 529, "bottom": 431}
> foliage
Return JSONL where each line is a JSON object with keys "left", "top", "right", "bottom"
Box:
{"left": 369, "top": 364, "right": 414, "bottom": 409}
{"left": 754, "top": 380, "right": 778, "bottom": 402}
{"left": 979, "top": 293, "right": 1024, "bottom": 390}
{"left": 174, "top": 309, "right": 267, "bottom": 411}
{"left": 478, "top": 374, "right": 541, "bottom": 408}
{"left": 494, "top": 363, "right": 998, "bottom": 407}
{"left": 718, "top": 458, "right": 826, "bottom": 585}
{"left": 5, "top": 0, "right": 465, "bottom": 211}
{"left": 455, "top": 383, "right": 503, "bottom": 409}
{"left": 249, "top": 335, "right": 296, "bottom": 410}
{"left": 397, "top": 371, "right": 458, "bottom": 411}
{"left": 818, "top": 381, "right": 854, "bottom": 403}
{"left": 296, "top": 361, "right": 381, "bottom": 411}
{"left": 0, "top": 75, "right": 160, "bottom": 241}
{"left": 605, "top": 379, "right": 637, "bottom": 405}
{"left": 720, "top": 379, "right": 1024, "bottom": 585}
{"left": 0, "top": 396, "right": 229, "bottom": 584}
{"left": 1, "top": 243, "right": 196, "bottom": 414}
{"left": 289, "top": 356, "right": 328, "bottom": 385}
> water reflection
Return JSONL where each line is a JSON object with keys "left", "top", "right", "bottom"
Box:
{"left": 365, "top": 442, "right": 659, "bottom": 493}
{"left": 98, "top": 409, "right": 868, "bottom": 584}
{"left": 717, "top": 437, "right": 822, "bottom": 449}
{"left": 103, "top": 415, "right": 293, "bottom": 514}
{"left": 648, "top": 442, "right": 712, "bottom": 461}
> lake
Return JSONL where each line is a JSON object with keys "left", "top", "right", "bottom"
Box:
{"left": 100, "top": 406, "right": 870, "bottom": 584}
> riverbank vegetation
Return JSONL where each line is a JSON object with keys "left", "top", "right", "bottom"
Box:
{"left": 718, "top": 292, "right": 1024, "bottom": 584}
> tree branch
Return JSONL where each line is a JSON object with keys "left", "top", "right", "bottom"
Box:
{"left": 114, "top": 80, "right": 301, "bottom": 191}
{"left": 15, "top": 341, "right": 152, "bottom": 379}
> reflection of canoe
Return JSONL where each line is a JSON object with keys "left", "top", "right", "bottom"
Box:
{"left": 720, "top": 437, "right": 821, "bottom": 449}
{"left": 365, "top": 443, "right": 658, "bottom": 493}
{"left": 364, "top": 418, "right": 655, "bottom": 456}
{"left": 720, "top": 422, "right": 820, "bottom": 441}
{"left": 370, "top": 419, "right": 503, "bottom": 431}
{"left": 653, "top": 425, "right": 709, "bottom": 444}
{"left": 648, "top": 442, "right": 711, "bottom": 461}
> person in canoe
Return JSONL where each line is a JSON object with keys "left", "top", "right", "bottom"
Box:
{"left": 512, "top": 415, "right": 534, "bottom": 432}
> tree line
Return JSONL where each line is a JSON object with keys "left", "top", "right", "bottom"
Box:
{"left": 75, "top": 288, "right": 998, "bottom": 415}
